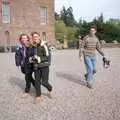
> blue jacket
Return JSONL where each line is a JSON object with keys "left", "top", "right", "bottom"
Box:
{"left": 15, "top": 44, "right": 25, "bottom": 67}
{"left": 15, "top": 44, "right": 34, "bottom": 74}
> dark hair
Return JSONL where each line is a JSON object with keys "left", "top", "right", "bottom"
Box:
{"left": 19, "top": 33, "right": 30, "bottom": 42}
{"left": 90, "top": 25, "right": 97, "bottom": 30}
{"left": 31, "top": 32, "right": 40, "bottom": 37}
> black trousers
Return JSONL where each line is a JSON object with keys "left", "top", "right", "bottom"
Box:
{"left": 34, "top": 66, "right": 52, "bottom": 97}
{"left": 25, "top": 73, "right": 35, "bottom": 93}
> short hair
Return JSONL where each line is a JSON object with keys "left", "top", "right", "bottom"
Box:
{"left": 19, "top": 33, "right": 30, "bottom": 42}
{"left": 31, "top": 32, "right": 40, "bottom": 37}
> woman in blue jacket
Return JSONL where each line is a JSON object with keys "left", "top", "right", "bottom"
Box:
{"left": 15, "top": 34, "right": 35, "bottom": 97}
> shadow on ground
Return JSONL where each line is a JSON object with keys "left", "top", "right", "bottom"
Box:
{"left": 56, "top": 72, "right": 87, "bottom": 86}
{"left": 9, "top": 76, "right": 51, "bottom": 98}
{"left": 9, "top": 76, "right": 25, "bottom": 90}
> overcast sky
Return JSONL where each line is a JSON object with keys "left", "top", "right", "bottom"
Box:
{"left": 55, "top": 0, "right": 120, "bottom": 21}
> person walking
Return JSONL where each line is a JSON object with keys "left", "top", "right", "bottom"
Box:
{"left": 79, "top": 26, "right": 107, "bottom": 89}
{"left": 15, "top": 34, "right": 35, "bottom": 97}
{"left": 30, "top": 32, "right": 53, "bottom": 104}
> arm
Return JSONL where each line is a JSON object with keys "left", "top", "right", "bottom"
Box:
{"left": 96, "top": 40, "right": 105, "bottom": 56}
{"left": 15, "top": 46, "right": 21, "bottom": 66}
{"left": 43, "top": 44, "right": 51, "bottom": 65}
{"left": 48, "top": 48, "right": 51, "bottom": 65}
{"left": 79, "top": 39, "right": 83, "bottom": 58}
{"left": 79, "top": 37, "right": 86, "bottom": 58}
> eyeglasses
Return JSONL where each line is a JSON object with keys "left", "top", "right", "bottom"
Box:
{"left": 90, "top": 29, "right": 96, "bottom": 31}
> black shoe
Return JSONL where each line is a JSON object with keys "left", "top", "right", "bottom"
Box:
{"left": 93, "top": 70, "right": 96, "bottom": 75}
{"left": 84, "top": 73, "right": 88, "bottom": 81}
{"left": 25, "top": 87, "right": 30, "bottom": 93}
{"left": 86, "top": 83, "right": 93, "bottom": 89}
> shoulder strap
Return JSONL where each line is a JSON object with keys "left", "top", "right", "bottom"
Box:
{"left": 41, "top": 41, "right": 49, "bottom": 56}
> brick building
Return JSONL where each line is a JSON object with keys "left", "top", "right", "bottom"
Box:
{"left": 0, "top": 0, "right": 55, "bottom": 51}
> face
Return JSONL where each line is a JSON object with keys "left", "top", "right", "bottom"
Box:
{"left": 32, "top": 34, "right": 40, "bottom": 44}
{"left": 90, "top": 28, "right": 97, "bottom": 36}
{"left": 20, "top": 35, "right": 29, "bottom": 45}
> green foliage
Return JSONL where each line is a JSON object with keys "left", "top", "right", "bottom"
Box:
{"left": 55, "top": 20, "right": 78, "bottom": 43}
{"left": 55, "top": 6, "right": 120, "bottom": 47}
{"left": 77, "top": 14, "right": 120, "bottom": 43}
{"left": 68, "top": 40, "right": 78, "bottom": 49}
{"left": 55, "top": 20, "right": 67, "bottom": 43}
{"left": 55, "top": 12, "right": 61, "bottom": 20}
{"left": 102, "top": 23, "right": 120, "bottom": 42}
{"left": 60, "top": 6, "right": 77, "bottom": 27}
{"left": 67, "top": 27, "right": 77, "bottom": 40}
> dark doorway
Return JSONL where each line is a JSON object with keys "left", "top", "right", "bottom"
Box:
{"left": 4, "top": 31, "right": 11, "bottom": 52}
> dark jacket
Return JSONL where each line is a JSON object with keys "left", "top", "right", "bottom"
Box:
{"left": 15, "top": 44, "right": 25, "bottom": 67}
{"left": 15, "top": 44, "right": 34, "bottom": 74}
{"left": 33, "top": 42, "right": 51, "bottom": 68}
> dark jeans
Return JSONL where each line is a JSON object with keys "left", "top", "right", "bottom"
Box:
{"left": 25, "top": 73, "right": 35, "bottom": 93}
{"left": 34, "top": 66, "right": 52, "bottom": 97}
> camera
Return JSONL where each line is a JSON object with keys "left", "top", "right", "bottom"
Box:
{"left": 103, "top": 57, "right": 110, "bottom": 69}
{"left": 29, "top": 55, "right": 41, "bottom": 64}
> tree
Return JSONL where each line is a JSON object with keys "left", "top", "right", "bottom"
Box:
{"left": 108, "top": 18, "right": 120, "bottom": 25}
{"left": 55, "top": 20, "right": 67, "bottom": 43}
{"left": 55, "top": 8, "right": 120, "bottom": 45}
{"left": 102, "top": 22, "right": 120, "bottom": 42}
{"left": 55, "top": 12, "right": 61, "bottom": 20}
{"left": 60, "top": 6, "right": 77, "bottom": 27}
{"left": 67, "top": 27, "right": 77, "bottom": 40}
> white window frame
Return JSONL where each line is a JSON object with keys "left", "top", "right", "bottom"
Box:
{"left": 40, "top": 6, "right": 47, "bottom": 25}
{"left": 42, "top": 32, "right": 46, "bottom": 41}
{"left": 2, "top": 2, "right": 10, "bottom": 24}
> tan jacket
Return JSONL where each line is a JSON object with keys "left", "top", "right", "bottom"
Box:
{"left": 79, "top": 34, "right": 104, "bottom": 57}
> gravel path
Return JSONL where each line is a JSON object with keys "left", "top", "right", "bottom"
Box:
{"left": 0, "top": 48, "right": 120, "bottom": 120}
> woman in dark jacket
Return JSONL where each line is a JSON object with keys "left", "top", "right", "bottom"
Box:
{"left": 15, "top": 34, "right": 35, "bottom": 97}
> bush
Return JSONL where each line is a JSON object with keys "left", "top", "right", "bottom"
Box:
{"left": 68, "top": 40, "right": 78, "bottom": 49}
{"left": 0, "top": 46, "right": 5, "bottom": 52}
{"left": 0, "top": 46, "right": 16, "bottom": 52}
{"left": 11, "top": 46, "right": 16, "bottom": 52}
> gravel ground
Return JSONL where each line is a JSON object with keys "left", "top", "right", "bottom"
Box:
{"left": 0, "top": 48, "right": 120, "bottom": 120}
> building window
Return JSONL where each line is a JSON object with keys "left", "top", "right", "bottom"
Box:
{"left": 40, "top": 7, "right": 47, "bottom": 25}
{"left": 42, "top": 32, "right": 46, "bottom": 41}
{"left": 2, "top": 2, "right": 10, "bottom": 23}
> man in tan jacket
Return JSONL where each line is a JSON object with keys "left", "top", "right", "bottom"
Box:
{"left": 79, "top": 26, "right": 106, "bottom": 89}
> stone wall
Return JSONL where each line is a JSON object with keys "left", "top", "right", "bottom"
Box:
{"left": 0, "top": 0, "right": 55, "bottom": 49}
